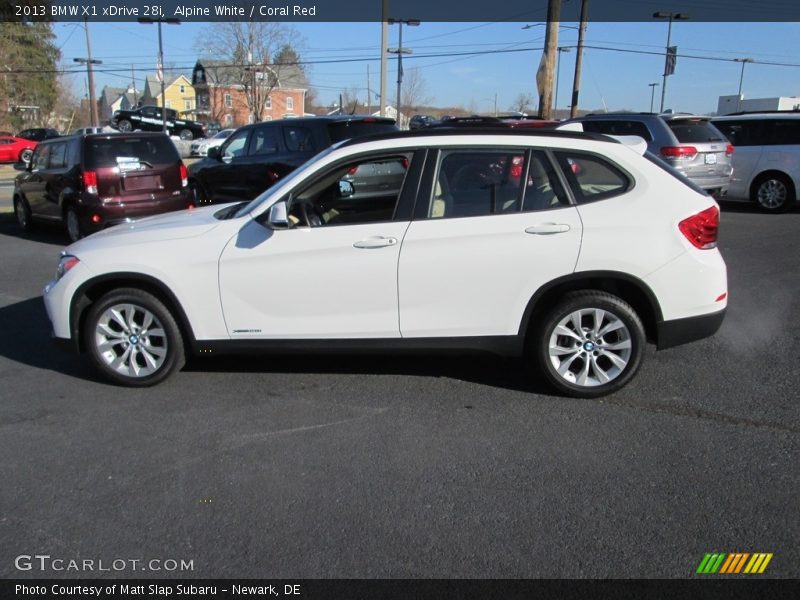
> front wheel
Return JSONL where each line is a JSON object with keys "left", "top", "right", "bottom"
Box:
{"left": 14, "top": 196, "right": 34, "bottom": 232}
{"left": 533, "top": 290, "right": 646, "bottom": 398}
{"left": 179, "top": 129, "right": 193, "bottom": 141}
{"left": 117, "top": 119, "right": 132, "bottom": 133}
{"left": 84, "top": 288, "right": 186, "bottom": 387}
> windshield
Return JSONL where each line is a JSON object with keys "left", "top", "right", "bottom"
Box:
{"left": 232, "top": 146, "right": 336, "bottom": 219}
{"left": 214, "top": 129, "right": 233, "bottom": 139}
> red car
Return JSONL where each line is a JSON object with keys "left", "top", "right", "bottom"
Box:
{"left": 0, "top": 136, "right": 37, "bottom": 164}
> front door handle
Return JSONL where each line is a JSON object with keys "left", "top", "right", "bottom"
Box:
{"left": 525, "top": 223, "right": 571, "bottom": 235}
{"left": 353, "top": 236, "right": 398, "bottom": 249}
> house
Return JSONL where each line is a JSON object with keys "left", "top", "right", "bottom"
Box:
{"left": 141, "top": 74, "right": 196, "bottom": 119}
{"left": 191, "top": 59, "right": 307, "bottom": 127}
{"left": 98, "top": 85, "right": 139, "bottom": 122}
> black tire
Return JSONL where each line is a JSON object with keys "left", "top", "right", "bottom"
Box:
{"left": 117, "top": 119, "right": 132, "bottom": 133}
{"left": 189, "top": 179, "right": 210, "bottom": 204}
{"left": 532, "top": 290, "right": 646, "bottom": 398}
{"left": 20, "top": 148, "right": 33, "bottom": 163}
{"left": 64, "top": 206, "right": 83, "bottom": 243}
{"left": 751, "top": 173, "right": 795, "bottom": 213}
{"left": 84, "top": 288, "right": 186, "bottom": 387}
{"left": 179, "top": 129, "right": 193, "bottom": 141}
{"left": 13, "top": 195, "right": 34, "bottom": 232}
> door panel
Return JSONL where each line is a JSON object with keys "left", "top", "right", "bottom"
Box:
{"left": 399, "top": 206, "right": 582, "bottom": 337}
{"left": 218, "top": 220, "right": 408, "bottom": 338}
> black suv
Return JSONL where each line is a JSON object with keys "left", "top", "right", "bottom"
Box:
{"left": 187, "top": 115, "right": 398, "bottom": 205}
{"left": 17, "top": 128, "right": 61, "bottom": 142}
{"left": 110, "top": 106, "right": 205, "bottom": 140}
{"left": 13, "top": 132, "right": 192, "bottom": 242}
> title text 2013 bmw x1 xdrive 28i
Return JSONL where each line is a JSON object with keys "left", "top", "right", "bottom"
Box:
{"left": 43, "top": 129, "right": 727, "bottom": 398}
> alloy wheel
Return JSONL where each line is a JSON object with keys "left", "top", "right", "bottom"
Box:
{"left": 94, "top": 303, "right": 168, "bottom": 378}
{"left": 757, "top": 179, "right": 787, "bottom": 210}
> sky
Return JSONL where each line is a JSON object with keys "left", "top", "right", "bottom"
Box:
{"left": 54, "top": 20, "right": 799, "bottom": 115}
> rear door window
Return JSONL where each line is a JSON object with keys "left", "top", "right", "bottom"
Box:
{"left": 248, "top": 127, "right": 279, "bottom": 156}
{"left": 582, "top": 120, "right": 654, "bottom": 141}
{"left": 554, "top": 152, "right": 632, "bottom": 203}
{"left": 221, "top": 129, "right": 250, "bottom": 159}
{"left": 283, "top": 125, "right": 316, "bottom": 152}
{"left": 85, "top": 136, "right": 179, "bottom": 168}
{"left": 666, "top": 120, "right": 725, "bottom": 143}
{"left": 48, "top": 142, "right": 68, "bottom": 169}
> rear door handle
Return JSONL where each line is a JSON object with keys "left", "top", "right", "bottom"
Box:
{"left": 525, "top": 223, "right": 571, "bottom": 235}
{"left": 353, "top": 236, "right": 398, "bottom": 249}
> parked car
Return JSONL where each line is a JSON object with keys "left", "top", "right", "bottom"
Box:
{"left": 16, "top": 128, "right": 60, "bottom": 142}
{"left": 187, "top": 115, "right": 398, "bottom": 205}
{"left": 43, "top": 128, "right": 727, "bottom": 397}
{"left": 567, "top": 113, "right": 733, "bottom": 197}
{"left": 13, "top": 132, "right": 193, "bottom": 242}
{"left": 712, "top": 112, "right": 800, "bottom": 212}
{"left": 409, "top": 115, "right": 439, "bottom": 129}
{"left": 189, "top": 128, "right": 235, "bottom": 157}
{"left": 498, "top": 115, "right": 560, "bottom": 129}
{"left": 110, "top": 106, "right": 205, "bottom": 140}
{"left": 0, "top": 135, "right": 37, "bottom": 163}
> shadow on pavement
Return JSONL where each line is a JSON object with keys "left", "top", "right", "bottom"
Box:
{"left": 0, "top": 212, "right": 69, "bottom": 248}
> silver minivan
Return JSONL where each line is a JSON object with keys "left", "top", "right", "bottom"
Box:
{"left": 570, "top": 113, "right": 734, "bottom": 197}
{"left": 712, "top": 112, "right": 800, "bottom": 212}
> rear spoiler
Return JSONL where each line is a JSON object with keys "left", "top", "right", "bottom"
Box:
{"left": 556, "top": 122, "right": 647, "bottom": 155}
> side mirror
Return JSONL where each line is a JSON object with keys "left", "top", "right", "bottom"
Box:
{"left": 338, "top": 180, "right": 355, "bottom": 198}
{"left": 207, "top": 146, "right": 220, "bottom": 160}
{"left": 13, "top": 161, "right": 28, "bottom": 171}
{"left": 266, "top": 200, "right": 289, "bottom": 229}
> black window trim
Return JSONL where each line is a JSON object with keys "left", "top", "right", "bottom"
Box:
{"left": 553, "top": 149, "right": 635, "bottom": 205}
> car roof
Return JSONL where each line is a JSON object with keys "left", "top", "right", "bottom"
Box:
{"left": 234, "top": 115, "right": 397, "bottom": 131}
{"left": 337, "top": 127, "right": 619, "bottom": 148}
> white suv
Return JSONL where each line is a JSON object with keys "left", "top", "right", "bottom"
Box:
{"left": 43, "top": 130, "right": 728, "bottom": 397}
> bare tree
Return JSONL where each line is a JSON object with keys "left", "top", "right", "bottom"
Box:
{"left": 400, "top": 68, "right": 432, "bottom": 115}
{"left": 338, "top": 87, "right": 362, "bottom": 115}
{"left": 197, "top": 22, "right": 297, "bottom": 123}
{"left": 510, "top": 92, "right": 535, "bottom": 114}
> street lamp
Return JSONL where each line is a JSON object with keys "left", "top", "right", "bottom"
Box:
{"left": 555, "top": 46, "right": 571, "bottom": 116}
{"left": 648, "top": 82, "right": 659, "bottom": 113}
{"left": 735, "top": 58, "right": 754, "bottom": 112}
{"left": 138, "top": 16, "right": 180, "bottom": 134}
{"left": 653, "top": 11, "right": 689, "bottom": 112}
{"left": 387, "top": 18, "right": 420, "bottom": 128}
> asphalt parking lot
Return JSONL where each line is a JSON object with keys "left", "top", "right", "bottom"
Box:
{"left": 0, "top": 172, "right": 797, "bottom": 579}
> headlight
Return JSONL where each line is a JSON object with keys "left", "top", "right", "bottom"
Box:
{"left": 56, "top": 254, "right": 80, "bottom": 281}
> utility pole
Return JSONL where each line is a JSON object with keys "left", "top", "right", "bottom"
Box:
{"left": 555, "top": 46, "right": 571, "bottom": 117}
{"left": 380, "top": 0, "right": 388, "bottom": 117}
{"left": 537, "top": 0, "right": 561, "bottom": 120}
{"left": 73, "top": 18, "right": 100, "bottom": 127}
{"left": 388, "top": 18, "right": 419, "bottom": 128}
{"left": 366, "top": 64, "right": 371, "bottom": 115}
{"left": 569, "top": 0, "right": 589, "bottom": 119}
{"left": 653, "top": 11, "right": 688, "bottom": 113}
{"left": 131, "top": 65, "right": 138, "bottom": 106}
{"left": 138, "top": 16, "right": 180, "bottom": 134}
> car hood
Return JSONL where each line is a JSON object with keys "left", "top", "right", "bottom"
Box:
{"left": 67, "top": 204, "right": 228, "bottom": 252}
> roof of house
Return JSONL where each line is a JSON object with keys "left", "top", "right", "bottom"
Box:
{"left": 99, "top": 86, "right": 127, "bottom": 107}
{"left": 194, "top": 59, "right": 307, "bottom": 90}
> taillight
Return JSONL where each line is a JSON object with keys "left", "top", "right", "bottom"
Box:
{"left": 179, "top": 163, "right": 188, "bottom": 187}
{"left": 511, "top": 155, "right": 524, "bottom": 179}
{"left": 661, "top": 146, "right": 698, "bottom": 159}
{"left": 82, "top": 171, "right": 98, "bottom": 195}
{"left": 679, "top": 206, "right": 719, "bottom": 250}
{"left": 725, "top": 144, "right": 734, "bottom": 156}
{"left": 347, "top": 165, "right": 358, "bottom": 176}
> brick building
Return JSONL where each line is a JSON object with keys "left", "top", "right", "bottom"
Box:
{"left": 191, "top": 60, "right": 307, "bottom": 127}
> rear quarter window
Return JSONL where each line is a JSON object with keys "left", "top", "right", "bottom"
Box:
{"left": 85, "top": 136, "right": 179, "bottom": 168}
{"left": 554, "top": 151, "right": 633, "bottom": 203}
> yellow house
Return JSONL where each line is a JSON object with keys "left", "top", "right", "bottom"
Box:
{"left": 143, "top": 74, "right": 196, "bottom": 119}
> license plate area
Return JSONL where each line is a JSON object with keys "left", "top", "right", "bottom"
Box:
{"left": 704, "top": 153, "right": 718, "bottom": 165}
{"left": 123, "top": 175, "right": 162, "bottom": 191}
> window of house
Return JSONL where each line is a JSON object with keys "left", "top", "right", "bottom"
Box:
{"left": 179, "top": 84, "right": 185, "bottom": 94}
{"left": 248, "top": 115, "right": 254, "bottom": 124}
{"left": 165, "top": 100, "right": 171, "bottom": 109}
{"left": 224, "top": 94, "right": 232, "bottom": 108}
{"left": 265, "top": 96, "right": 272, "bottom": 109}
{"left": 286, "top": 97, "right": 294, "bottom": 111}
{"left": 554, "top": 152, "right": 632, "bottom": 203}
{"left": 265, "top": 116, "right": 273, "bottom": 121}
{"left": 184, "top": 100, "right": 192, "bottom": 111}
{"left": 225, "top": 114, "right": 234, "bottom": 125}
{"left": 288, "top": 153, "right": 412, "bottom": 227}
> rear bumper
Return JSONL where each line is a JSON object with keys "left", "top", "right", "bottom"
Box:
{"left": 77, "top": 190, "right": 193, "bottom": 233}
{"left": 657, "top": 308, "right": 726, "bottom": 350}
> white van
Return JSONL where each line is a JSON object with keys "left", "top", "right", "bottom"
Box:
{"left": 712, "top": 112, "right": 800, "bottom": 212}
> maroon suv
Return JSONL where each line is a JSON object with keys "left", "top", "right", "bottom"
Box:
{"left": 13, "top": 132, "right": 193, "bottom": 242}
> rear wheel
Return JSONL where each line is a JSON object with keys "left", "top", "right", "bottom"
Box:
{"left": 13, "top": 196, "right": 34, "bottom": 232}
{"left": 179, "top": 129, "right": 193, "bottom": 141}
{"left": 84, "top": 288, "right": 185, "bottom": 387}
{"left": 189, "top": 179, "right": 210, "bottom": 204}
{"left": 20, "top": 148, "right": 33, "bottom": 163}
{"left": 65, "top": 206, "right": 83, "bottom": 243}
{"left": 533, "top": 290, "right": 646, "bottom": 398}
{"left": 117, "top": 119, "right": 132, "bottom": 133}
{"left": 751, "top": 173, "right": 795, "bottom": 213}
